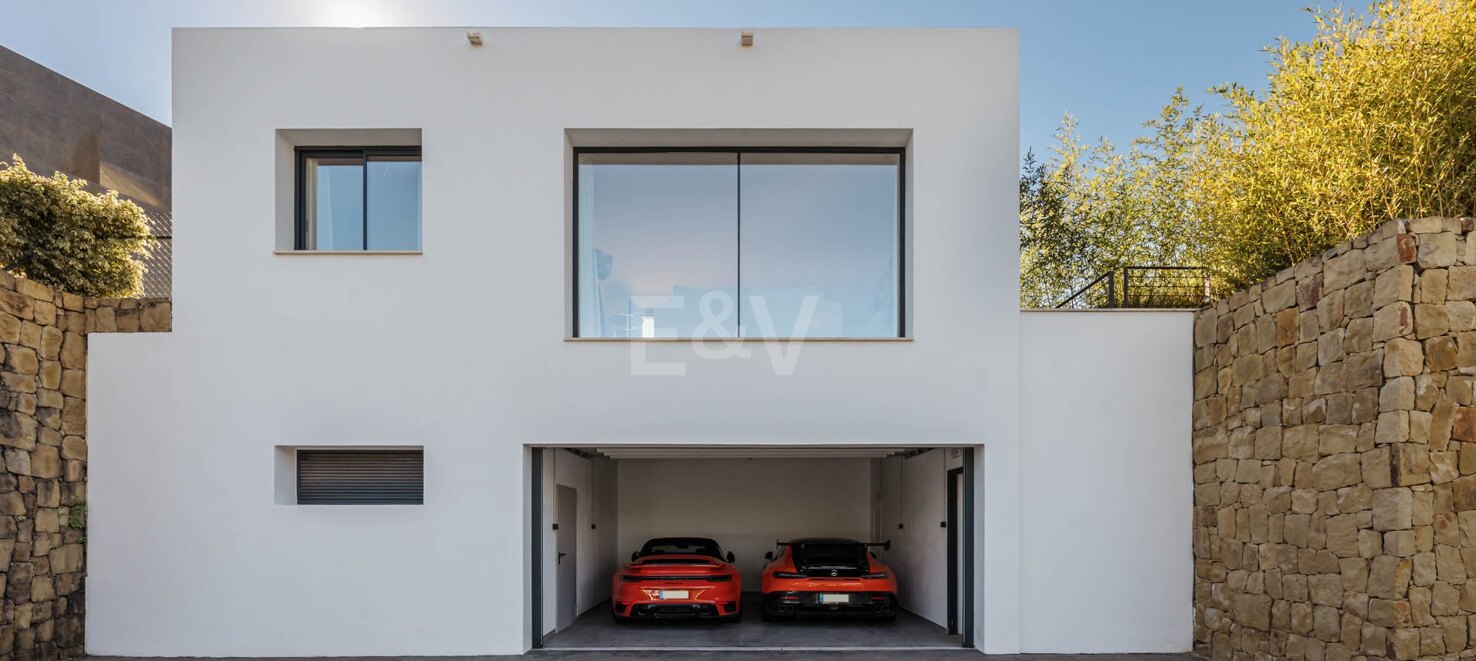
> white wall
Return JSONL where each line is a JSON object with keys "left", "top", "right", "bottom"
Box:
{"left": 873, "top": 450, "right": 951, "bottom": 627}
{"left": 1018, "top": 310, "right": 1193, "bottom": 653}
{"left": 543, "top": 450, "right": 617, "bottom": 631}
{"left": 616, "top": 458, "right": 872, "bottom": 582}
{"left": 87, "top": 27, "right": 1020, "bottom": 656}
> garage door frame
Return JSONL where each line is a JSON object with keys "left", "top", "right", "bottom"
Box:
{"left": 527, "top": 444, "right": 976, "bottom": 650}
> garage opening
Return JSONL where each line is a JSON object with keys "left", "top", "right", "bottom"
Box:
{"left": 529, "top": 445, "right": 975, "bottom": 651}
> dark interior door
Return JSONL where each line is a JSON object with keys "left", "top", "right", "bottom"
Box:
{"left": 947, "top": 467, "right": 962, "bottom": 634}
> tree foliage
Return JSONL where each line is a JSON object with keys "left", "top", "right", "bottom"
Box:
{"left": 0, "top": 156, "right": 155, "bottom": 297}
{"left": 1020, "top": 92, "right": 1208, "bottom": 307}
{"left": 1021, "top": 0, "right": 1476, "bottom": 306}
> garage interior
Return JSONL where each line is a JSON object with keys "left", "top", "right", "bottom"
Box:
{"left": 531, "top": 445, "right": 975, "bottom": 651}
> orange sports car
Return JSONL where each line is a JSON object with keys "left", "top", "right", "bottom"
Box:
{"left": 760, "top": 538, "right": 897, "bottom": 622}
{"left": 611, "top": 537, "right": 742, "bottom": 622}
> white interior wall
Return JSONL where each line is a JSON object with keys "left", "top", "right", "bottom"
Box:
{"left": 1018, "top": 310, "right": 1193, "bottom": 653}
{"left": 541, "top": 450, "right": 618, "bottom": 634}
{"left": 873, "top": 449, "right": 949, "bottom": 627}
{"left": 616, "top": 458, "right": 872, "bottom": 582}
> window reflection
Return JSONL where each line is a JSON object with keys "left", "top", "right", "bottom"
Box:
{"left": 304, "top": 156, "right": 365, "bottom": 250}
{"left": 574, "top": 150, "right": 902, "bottom": 339}
{"left": 298, "top": 149, "right": 421, "bottom": 251}
{"left": 367, "top": 157, "right": 422, "bottom": 250}
{"left": 577, "top": 153, "right": 738, "bottom": 338}
{"left": 740, "top": 153, "right": 900, "bottom": 338}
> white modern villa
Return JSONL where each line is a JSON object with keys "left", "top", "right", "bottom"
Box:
{"left": 82, "top": 27, "right": 1193, "bottom": 656}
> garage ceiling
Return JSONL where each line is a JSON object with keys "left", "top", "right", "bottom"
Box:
{"left": 588, "top": 446, "right": 925, "bottom": 459}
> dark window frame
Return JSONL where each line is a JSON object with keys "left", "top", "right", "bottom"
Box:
{"left": 295, "top": 448, "right": 424, "bottom": 505}
{"left": 294, "top": 146, "right": 423, "bottom": 251}
{"left": 571, "top": 146, "right": 908, "bottom": 339}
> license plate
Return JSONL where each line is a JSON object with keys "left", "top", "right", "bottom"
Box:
{"left": 658, "top": 590, "right": 690, "bottom": 600}
{"left": 818, "top": 593, "right": 850, "bottom": 604}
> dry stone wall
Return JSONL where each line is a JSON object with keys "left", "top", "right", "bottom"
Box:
{"left": 1193, "top": 217, "right": 1476, "bottom": 660}
{"left": 0, "top": 271, "right": 168, "bottom": 660}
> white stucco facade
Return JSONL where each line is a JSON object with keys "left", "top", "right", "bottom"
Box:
{"left": 1019, "top": 309, "right": 1195, "bottom": 653}
{"left": 83, "top": 26, "right": 1190, "bottom": 657}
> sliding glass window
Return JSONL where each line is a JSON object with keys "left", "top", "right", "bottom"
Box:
{"left": 297, "top": 147, "right": 422, "bottom": 251}
{"left": 574, "top": 149, "right": 903, "bottom": 339}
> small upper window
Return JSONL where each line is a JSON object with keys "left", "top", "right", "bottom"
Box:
{"left": 296, "top": 147, "right": 422, "bottom": 251}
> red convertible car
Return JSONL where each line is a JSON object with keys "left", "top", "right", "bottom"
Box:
{"left": 760, "top": 538, "right": 897, "bottom": 622}
{"left": 611, "top": 537, "right": 742, "bottom": 622}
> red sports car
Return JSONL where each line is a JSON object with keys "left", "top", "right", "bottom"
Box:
{"left": 611, "top": 537, "right": 742, "bottom": 622}
{"left": 760, "top": 538, "right": 897, "bottom": 622}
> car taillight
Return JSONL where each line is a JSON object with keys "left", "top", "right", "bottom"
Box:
{"left": 775, "top": 572, "right": 806, "bottom": 579}
{"left": 620, "top": 575, "right": 641, "bottom": 582}
{"left": 863, "top": 572, "right": 889, "bottom": 579}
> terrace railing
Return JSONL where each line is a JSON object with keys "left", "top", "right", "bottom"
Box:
{"left": 1054, "top": 266, "right": 1210, "bottom": 309}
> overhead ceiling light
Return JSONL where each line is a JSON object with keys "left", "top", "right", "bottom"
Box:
{"left": 467, "top": 31, "right": 484, "bottom": 46}
{"left": 740, "top": 29, "right": 754, "bottom": 48}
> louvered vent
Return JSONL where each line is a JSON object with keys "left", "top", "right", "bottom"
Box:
{"left": 296, "top": 449, "right": 423, "bottom": 505}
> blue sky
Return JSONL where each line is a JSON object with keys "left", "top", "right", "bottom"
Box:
{"left": 0, "top": 0, "right": 1317, "bottom": 158}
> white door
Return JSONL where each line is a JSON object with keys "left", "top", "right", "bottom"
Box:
{"left": 556, "top": 486, "right": 578, "bottom": 631}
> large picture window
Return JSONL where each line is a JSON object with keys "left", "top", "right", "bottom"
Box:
{"left": 574, "top": 148, "right": 903, "bottom": 339}
{"left": 296, "top": 147, "right": 422, "bottom": 251}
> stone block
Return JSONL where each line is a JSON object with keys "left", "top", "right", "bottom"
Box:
{"left": 1382, "top": 377, "right": 1416, "bottom": 412}
{"left": 1419, "top": 268, "right": 1449, "bottom": 304}
{"left": 1376, "top": 488, "right": 1415, "bottom": 530}
{"left": 1387, "top": 530, "right": 1418, "bottom": 556}
{"left": 1376, "top": 303, "right": 1416, "bottom": 340}
{"left": 1371, "top": 597, "right": 1413, "bottom": 627}
{"left": 1364, "top": 446, "right": 1394, "bottom": 489}
{"left": 1421, "top": 232, "right": 1461, "bottom": 268}
{"left": 1385, "top": 338, "right": 1424, "bottom": 377}
{"left": 1316, "top": 453, "right": 1364, "bottom": 490}
{"left": 1377, "top": 265, "right": 1416, "bottom": 308}
{"left": 1417, "top": 304, "right": 1452, "bottom": 339}
{"left": 1236, "top": 592, "right": 1273, "bottom": 630}
{"left": 1450, "top": 266, "right": 1476, "bottom": 300}
{"left": 1327, "top": 249, "right": 1369, "bottom": 291}
{"left": 1379, "top": 411, "right": 1411, "bottom": 445}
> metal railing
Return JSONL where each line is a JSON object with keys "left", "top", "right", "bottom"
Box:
{"left": 1054, "top": 266, "right": 1209, "bottom": 309}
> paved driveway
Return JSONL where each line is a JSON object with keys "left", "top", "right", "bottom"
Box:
{"left": 89, "top": 654, "right": 1200, "bottom": 660}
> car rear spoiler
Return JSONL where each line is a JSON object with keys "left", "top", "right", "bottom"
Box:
{"left": 775, "top": 540, "right": 892, "bottom": 551}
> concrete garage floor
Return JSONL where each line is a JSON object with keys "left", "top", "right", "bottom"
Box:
{"left": 543, "top": 594, "right": 958, "bottom": 651}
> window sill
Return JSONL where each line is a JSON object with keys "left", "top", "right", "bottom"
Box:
{"left": 274, "top": 250, "right": 423, "bottom": 255}
{"left": 564, "top": 337, "right": 913, "bottom": 343}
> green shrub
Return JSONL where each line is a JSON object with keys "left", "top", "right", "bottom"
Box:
{"left": 0, "top": 155, "right": 155, "bottom": 297}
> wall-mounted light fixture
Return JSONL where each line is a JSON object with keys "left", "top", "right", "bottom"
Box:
{"left": 467, "top": 31, "right": 484, "bottom": 46}
{"left": 740, "top": 29, "right": 754, "bottom": 48}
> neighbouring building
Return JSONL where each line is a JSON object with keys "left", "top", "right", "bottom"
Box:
{"left": 0, "top": 45, "right": 172, "bottom": 298}
{"left": 79, "top": 27, "right": 1193, "bottom": 657}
